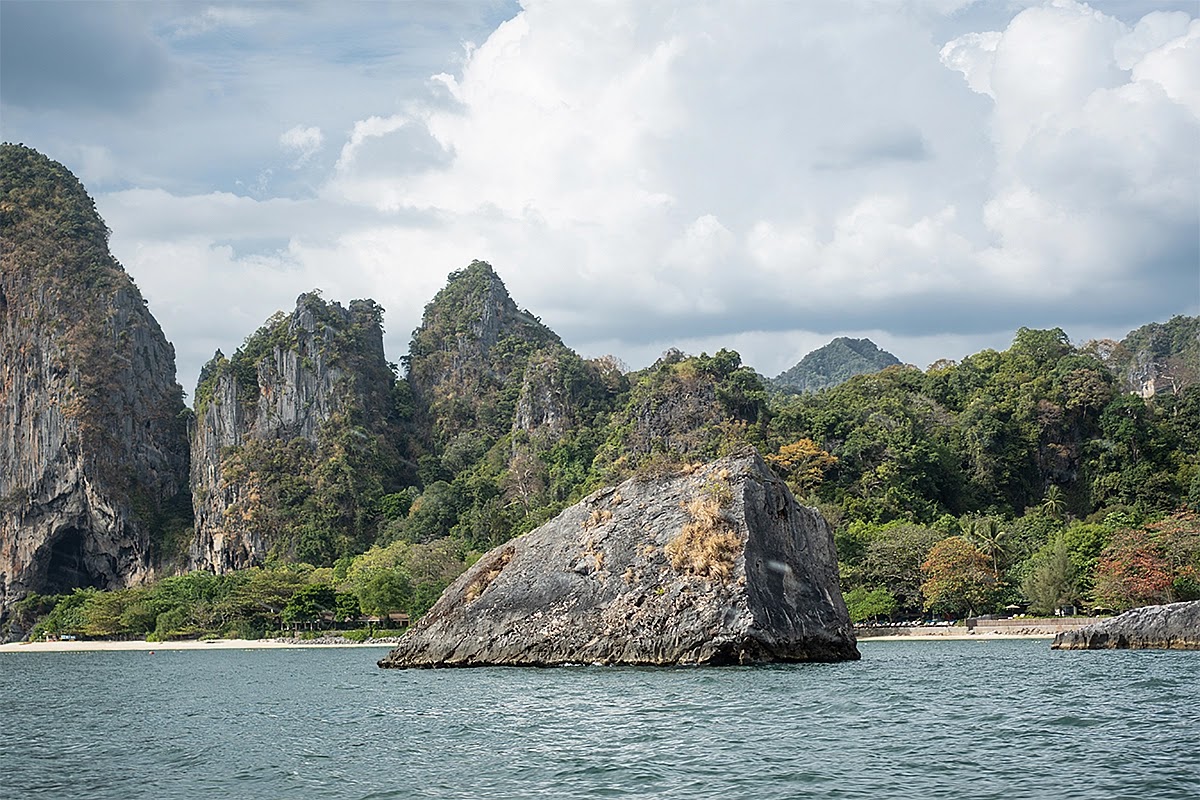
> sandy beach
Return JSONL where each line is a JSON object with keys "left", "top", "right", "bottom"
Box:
{"left": 857, "top": 632, "right": 1055, "bottom": 641}
{"left": 0, "top": 638, "right": 396, "bottom": 653}
{"left": 0, "top": 631, "right": 1059, "bottom": 653}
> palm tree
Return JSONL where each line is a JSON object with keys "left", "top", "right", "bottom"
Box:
{"left": 1041, "top": 485, "right": 1065, "bottom": 520}
{"left": 966, "top": 516, "right": 1008, "bottom": 581}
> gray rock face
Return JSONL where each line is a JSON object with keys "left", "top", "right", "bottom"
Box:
{"left": 1052, "top": 601, "right": 1200, "bottom": 650}
{"left": 1, "top": 145, "right": 191, "bottom": 618}
{"left": 189, "top": 294, "right": 400, "bottom": 571}
{"left": 379, "top": 452, "right": 859, "bottom": 668}
{"left": 406, "top": 260, "right": 563, "bottom": 449}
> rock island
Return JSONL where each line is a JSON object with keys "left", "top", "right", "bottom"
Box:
{"left": 379, "top": 452, "right": 859, "bottom": 667}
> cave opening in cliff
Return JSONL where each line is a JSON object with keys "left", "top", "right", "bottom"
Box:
{"left": 42, "top": 528, "right": 104, "bottom": 594}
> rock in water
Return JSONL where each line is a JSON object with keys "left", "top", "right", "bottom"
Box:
{"left": 0, "top": 145, "right": 191, "bottom": 617}
{"left": 1051, "top": 601, "right": 1200, "bottom": 650}
{"left": 379, "top": 452, "right": 859, "bottom": 667}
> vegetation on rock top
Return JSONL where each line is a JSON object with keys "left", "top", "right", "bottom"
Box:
{"left": 3, "top": 146, "right": 1198, "bottom": 641}
{"left": 773, "top": 337, "right": 901, "bottom": 394}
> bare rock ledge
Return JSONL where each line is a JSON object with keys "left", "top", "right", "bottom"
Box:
{"left": 379, "top": 452, "right": 859, "bottom": 668}
{"left": 1052, "top": 600, "right": 1200, "bottom": 650}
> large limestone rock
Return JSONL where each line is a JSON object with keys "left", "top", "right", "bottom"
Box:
{"left": 189, "top": 293, "right": 405, "bottom": 571}
{"left": 1052, "top": 601, "right": 1200, "bottom": 650}
{"left": 0, "top": 145, "right": 191, "bottom": 619}
{"left": 379, "top": 452, "right": 859, "bottom": 667}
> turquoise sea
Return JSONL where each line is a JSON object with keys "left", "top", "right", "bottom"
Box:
{"left": 1, "top": 639, "right": 1197, "bottom": 799}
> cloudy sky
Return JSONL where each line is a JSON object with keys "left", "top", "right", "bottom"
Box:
{"left": 2, "top": 0, "right": 1197, "bottom": 393}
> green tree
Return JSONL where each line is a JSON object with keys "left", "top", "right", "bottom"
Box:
{"left": 334, "top": 591, "right": 361, "bottom": 622}
{"left": 857, "top": 523, "right": 943, "bottom": 614}
{"left": 356, "top": 571, "right": 412, "bottom": 617}
{"left": 843, "top": 586, "right": 897, "bottom": 624}
{"left": 1021, "top": 536, "right": 1079, "bottom": 615}
{"left": 1041, "top": 485, "right": 1066, "bottom": 519}
{"left": 964, "top": 517, "right": 1009, "bottom": 580}
{"left": 280, "top": 584, "right": 336, "bottom": 628}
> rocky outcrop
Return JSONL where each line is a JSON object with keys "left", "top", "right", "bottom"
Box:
{"left": 1051, "top": 601, "right": 1200, "bottom": 650}
{"left": 0, "top": 145, "right": 191, "bottom": 619}
{"left": 589, "top": 349, "right": 769, "bottom": 485}
{"left": 407, "top": 260, "right": 564, "bottom": 449}
{"left": 1113, "top": 315, "right": 1198, "bottom": 398}
{"left": 379, "top": 452, "right": 859, "bottom": 667}
{"left": 406, "top": 262, "right": 625, "bottom": 528}
{"left": 190, "top": 293, "right": 405, "bottom": 571}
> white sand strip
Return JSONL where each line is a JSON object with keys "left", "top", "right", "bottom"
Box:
{"left": 857, "top": 632, "right": 1054, "bottom": 641}
{"left": 0, "top": 638, "right": 394, "bottom": 653}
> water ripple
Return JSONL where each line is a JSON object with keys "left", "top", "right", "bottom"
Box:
{"left": 1, "top": 641, "right": 1198, "bottom": 799}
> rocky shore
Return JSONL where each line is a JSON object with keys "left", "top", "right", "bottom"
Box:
{"left": 1052, "top": 600, "right": 1200, "bottom": 650}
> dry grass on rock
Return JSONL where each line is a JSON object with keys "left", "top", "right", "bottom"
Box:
{"left": 464, "top": 545, "right": 514, "bottom": 603}
{"left": 665, "top": 480, "right": 741, "bottom": 580}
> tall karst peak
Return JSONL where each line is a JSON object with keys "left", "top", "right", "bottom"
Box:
{"left": 407, "top": 261, "right": 564, "bottom": 450}
{"left": 0, "top": 144, "right": 192, "bottom": 617}
{"left": 773, "top": 337, "right": 901, "bottom": 394}
{"left": 190, "top": 291, "right": 408, "bottom": 572}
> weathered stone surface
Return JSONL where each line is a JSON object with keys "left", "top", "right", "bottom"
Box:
{"left": 189, "top": 293, "right": 403, "bottom": 571}
{"left": 1, "top": 145, "right": 191, "bottom": 621}
{"left": 406, "top": 260, "right": 565, "bottom": 450}
{"left": 1051, "top": 601, "right": 1200, "bottom": 650}
{"left": 379, "top": 452, "right": 859, "bottom": 668}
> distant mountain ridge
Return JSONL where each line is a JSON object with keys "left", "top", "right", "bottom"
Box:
{"left": 772, "top": 337, "right": 901, "bottom": 393}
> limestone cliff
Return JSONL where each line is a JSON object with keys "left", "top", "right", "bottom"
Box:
{"left": 0, "top": 144, "right": 191, "bottom": 617}
{"left": 379, "top": 452, "right": 858, "bottom": 667}
{"left": 404, "top": 261, "right": 625, "bottom": 534}
{"left": 190, "top": 293, "right": 407, "bottom": 571}
{"left": 1113, "top": 316, "right": 1199, "bottom": 398}
{"left": 407, "top": 260, "right": 566, "bottom": 451}
{"left": 1052, "top": 600, "right": 1200, "bottom": 650}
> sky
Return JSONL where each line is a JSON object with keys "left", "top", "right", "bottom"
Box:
{"left": 2, "top": 0, "right": 1198, "bottom": 394}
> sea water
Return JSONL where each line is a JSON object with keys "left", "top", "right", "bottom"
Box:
{"left": 1, "top": 639, "right": 1197, "bottom": 799}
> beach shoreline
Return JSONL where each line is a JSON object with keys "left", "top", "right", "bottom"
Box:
{"left": 0, "top": 631, "right": 1059, "bottom": 653}
{"left": 857, "top": 632, "right": 1054, "bottom": 641}
{"left": 0, "top": 638, "right": 396, "bottom": 653}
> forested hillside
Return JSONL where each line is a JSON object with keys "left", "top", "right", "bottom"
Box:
{"left": 762, "top": 326, "right": 1199, "bottom": 621}
{"left": 4, "top": 233, "right": 1197, "bottom": 640}
{"left": 773, "top": 337, "right": 901, "bottom": 394}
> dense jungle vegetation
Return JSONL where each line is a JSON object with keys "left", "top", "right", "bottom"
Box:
{"left": 12, "top": 262, "right": 1198, "bottom": 640}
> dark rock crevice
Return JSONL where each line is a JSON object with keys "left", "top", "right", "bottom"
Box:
{"left": 41, "top": 527, "right": 104, "bottom": 594}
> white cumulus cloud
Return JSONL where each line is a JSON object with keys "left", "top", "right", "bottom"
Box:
{"left": 279, "top": 125, "right": 324, "bottom": 168}
{"left": 22, "top": 0, "right": 1192, "bottom": 387}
